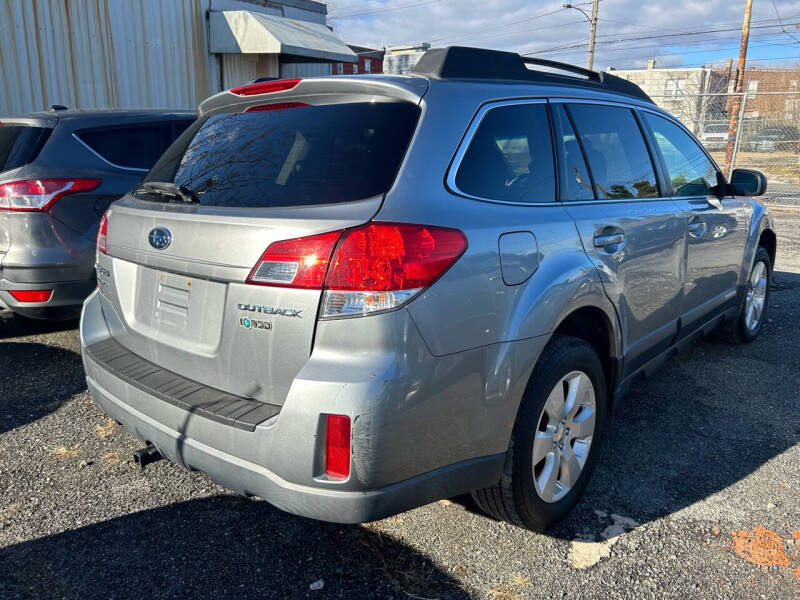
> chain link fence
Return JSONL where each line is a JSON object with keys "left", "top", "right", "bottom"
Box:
{"left": 649, "top": 91, "right": 800, "bottom": 206}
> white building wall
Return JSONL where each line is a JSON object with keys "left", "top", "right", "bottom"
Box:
{"left": 0, "top": 0, "right": 328, "bottom": 116}
{"left": 0, "top": 0, "right": 220, "bottom": 115}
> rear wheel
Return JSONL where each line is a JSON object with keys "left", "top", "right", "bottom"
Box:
{"left": 720, "top": 246, "right": 772, "bottom": 344}
{"left": 471, "top": 335, "right": 607, "bottom": 531}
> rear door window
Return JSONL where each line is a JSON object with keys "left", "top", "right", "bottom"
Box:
{"left": 76, "top": 120, "right": 194, "bottom": 171}
{"left": 551, "top": 104, "right": 594, "bottom": 201}
{"left": 644, "top": 112, "right": 722, "bottom": 197}
{"left": 144, "top": 102, "right": 420, "bottom": 208}
{"left": 0, "top": 125, "right": 51, "bottom": 173}
{"left": 566, "top": 104, "right": 659, "bottom": 200}
{"left": 454, "top": 103, "right": 555, "bottom": 203}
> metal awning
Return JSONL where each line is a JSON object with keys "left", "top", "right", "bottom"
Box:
{"left": 209, "top": 10, "right": 357, "bottom": 63}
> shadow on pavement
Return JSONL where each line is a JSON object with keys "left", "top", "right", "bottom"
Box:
{"left": 548, "top": 270, "right": 800, "bottom": 539}
{"left": 0, "top": 341, "right": 85, "bottom": 434}
{"left": 0, "top": 312, "right": 79, "bottom": 340}
{"left": 0, "top": 495, "right": 473, "bottom": 600}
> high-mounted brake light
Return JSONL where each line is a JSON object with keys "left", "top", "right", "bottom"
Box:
{"left": 230, "top": 78, "right": 301, "bottom": 96}
{"left": 0, "top": 178, "right": 101, "bottom": 212}
{"left": 244, "top": 102, "right": 309, "bottom": 113}
{"left": 9, "top": 289, "right": 52, "bottom": 303}
{"left": 246, "top": 223, "right": 467, "bottom": 318}
{"left": 97, "top": 211, "right": 109, "bottom": 255}
{"left": 325, "top": 414, "right": 351, "bottom": 480}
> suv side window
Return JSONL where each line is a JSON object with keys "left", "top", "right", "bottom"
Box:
{"left": 76, "top": 120, "right": 193, "bottom": 171}
{"left": 454, "top": 103, "right": 555, "bottom": 203}
{"left": 566, "top": 103, "right": 659, "bottom": 200}
{"left": 551, "top": 104, "right": 594, "bottom": 201}
{"left": 643, "top": 112, "right": 723, "bottom": 197}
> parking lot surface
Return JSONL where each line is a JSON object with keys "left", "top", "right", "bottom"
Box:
{"left": 1, "top": 214, "right": 799, "bottom": 600}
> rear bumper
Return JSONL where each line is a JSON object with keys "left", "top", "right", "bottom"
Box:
{"left": 80, "top": 290, "right": 545, "bottom": 523}
{"left": 85, "top": 368, "right": 503, "bottom": 523}
{"left": 0, "top": 277, "right": 94, "bottom": 319}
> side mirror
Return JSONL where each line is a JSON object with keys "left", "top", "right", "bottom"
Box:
{"left": 730, "top": 168, "right": 767, "bottom": 197}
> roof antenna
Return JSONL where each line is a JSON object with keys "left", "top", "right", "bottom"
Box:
{"left": 50, "top": 104, "right": 68, "bottom": 112}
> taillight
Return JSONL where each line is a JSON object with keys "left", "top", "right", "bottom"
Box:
{"left": 325, "top": 414, "right": 351, "bottom": 480}
{"left": 97, "top": 211, "right": 108, "bottom": 255}
{"left": 246, "top": 223, "right": 467, "bottom": 318}
{"left": 322, "top": 223, "right": 467, "bottom": 318}
{"left": 9, "top": 289, "right": 52, "bottom": 302}
{"left": 230, "top": 78, "right": 301, "bottom": 96}
{"left": 246, "top": 230, "right": 342, "bottom": 289}
{"left": 0, "top": 178, "right": 101, "bottom": 212}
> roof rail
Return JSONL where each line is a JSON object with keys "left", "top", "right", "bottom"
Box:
{"left": 411, "top": 46, "right": 653, "bottom": 104}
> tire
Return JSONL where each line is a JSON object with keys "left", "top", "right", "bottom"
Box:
{"left": 471, "top": 335, "right": 607, "bottom": 531}
{"left": 719, "top": 246, "right": 772, "bottom": 344}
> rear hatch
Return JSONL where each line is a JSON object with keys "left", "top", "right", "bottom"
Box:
{"left": 97, "top": 79, "right": 423, "bottom": 406}
{"left": 0, "top": 119, "right": 54, "bottom": 255}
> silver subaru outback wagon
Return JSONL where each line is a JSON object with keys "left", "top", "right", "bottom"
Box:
{"left": 79, "top": 47, "right": 775, "bottom": 531}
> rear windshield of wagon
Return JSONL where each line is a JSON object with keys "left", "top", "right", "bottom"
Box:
{"left": 142, "top": 101, "right": 421, "bottom": 208}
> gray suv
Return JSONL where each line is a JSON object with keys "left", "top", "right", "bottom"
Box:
{"left": 79, "top": 47, "right": 776, "bottom": 531}
{"left": 0, "top": 108, "right": 194, "bottom": 319}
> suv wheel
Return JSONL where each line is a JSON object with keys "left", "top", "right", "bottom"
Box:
{"left": 471, "top": 335, "right": 607, "bottom": 531}
{"left": 721, "top": 246, "right": 772, "bottom": 344}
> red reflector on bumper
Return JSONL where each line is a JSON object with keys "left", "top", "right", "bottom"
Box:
{"left": 9, "top": 289, "right": 53, "bottom": 302}
{"left": 325, "top": 415, "right": 351, "bottom": 479}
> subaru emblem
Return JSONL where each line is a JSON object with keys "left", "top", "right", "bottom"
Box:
{"left": 148, "top": 227, "right": 172, "bottom": 250}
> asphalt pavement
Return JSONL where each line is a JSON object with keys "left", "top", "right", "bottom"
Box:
{"left": 1, "top": 214, "right": 798, "bottom": 600}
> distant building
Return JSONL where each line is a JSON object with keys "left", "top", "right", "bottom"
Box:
{"left": 728, "top": 68, "right": 800, "bottom": 122}
{"left": 0, "top": 0, "right": 356, "bottom": 115}
{"left": 607, "top": 59, "right": 730, "bottom": 134}
{"left": 333, "top": 46, "right": 385, "bottom": 75}
{"left": 384, "top": 43, "right": 431, "bottom": 75}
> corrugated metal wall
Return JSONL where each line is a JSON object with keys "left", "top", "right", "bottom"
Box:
{"left": 0, "top": 0, "right": 220, "bottom": 116}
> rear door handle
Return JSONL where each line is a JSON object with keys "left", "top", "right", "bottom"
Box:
{"left": 594, "top": 233, "right": 624, "bottom": 248}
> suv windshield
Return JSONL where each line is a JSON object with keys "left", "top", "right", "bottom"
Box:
{"left": 0, "top": 124, "right": 51, "bottom": 173}
{"left": 143, "top": 102, "right": 421, "bottom": 208}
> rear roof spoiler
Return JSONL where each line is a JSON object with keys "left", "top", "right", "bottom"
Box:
{"left": 411, "top": 46, "right": 653, "bottom": 104}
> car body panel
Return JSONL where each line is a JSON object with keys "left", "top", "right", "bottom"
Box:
{"left": 0, "top": 109, "right": 195, "bottom": 318}
{"left": 78, "top": 69, "right": 775, "bottom": 523}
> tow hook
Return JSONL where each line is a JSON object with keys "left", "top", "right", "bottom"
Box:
{"left": 132, "top": 444, "right": 162, "bottom": 469}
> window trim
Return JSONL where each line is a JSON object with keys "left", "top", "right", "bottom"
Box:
{"left": 445, "top": 98, "right": 557, "bottom": 206}
{"left": 637, "top": 106, "right": 726, "bottom": 185}
{"left": 72, "top": 120, "right": 193, "bottom": 174}
{"left": 555, "top": 99, "right": 665, "bottom": 202}
{"left": 73, "top": 132, "right": 149, "bottom": 173}
{"left": 549, "top": 97, "right": 713, "bottom": 205}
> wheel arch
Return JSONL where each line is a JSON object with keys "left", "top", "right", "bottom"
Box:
{"left": 758, "top": 227, "right": 776, "bottom": 267}
{"left": 551, "top": 303, "right": 621, "bottom": 409}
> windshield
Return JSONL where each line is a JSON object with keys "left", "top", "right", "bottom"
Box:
{"left": 143, "top": 102, "right": 421, "bottom": 208}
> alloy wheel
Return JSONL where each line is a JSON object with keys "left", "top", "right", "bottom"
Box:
{"left": 532, "top": 370, "right": 596, "bottom": 503}
{"left": 745, "top": 260, "right": 768, "bottom": 332}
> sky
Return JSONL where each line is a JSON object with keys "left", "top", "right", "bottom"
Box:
{"left": 323, "top": 0, "right": 800, "bottom": 70}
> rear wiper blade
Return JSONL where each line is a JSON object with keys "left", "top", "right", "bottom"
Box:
{"left": 137, "top": 181, "right": 199, "bottom": 204}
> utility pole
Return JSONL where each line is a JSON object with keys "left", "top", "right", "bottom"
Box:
{"left": 725, "top": 0, "right": 753, "bottom": 176}
{"left": 587, "top": 0, "right": 600, "bottom": 71}
{"left": 563, "top": 0, "right": 600, "bottom": 70}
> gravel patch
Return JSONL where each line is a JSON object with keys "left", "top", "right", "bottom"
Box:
{"left": 1, "top": 215, "right": 799, "bottom": 599}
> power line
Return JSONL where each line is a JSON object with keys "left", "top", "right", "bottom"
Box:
{"left": 537, "top": 31, "right": 800, "bottom": 59}
{"left": 329, "top": 0, "right": 443, "bottom": 20}
{"left": 427, "top": 5, "right": 583, "bottom": 44}
{"left": 526, "top": 20, "right": 800, "bottom": 55}
{"left": 770, "top": 0, "right": 800, "bottom": 42}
